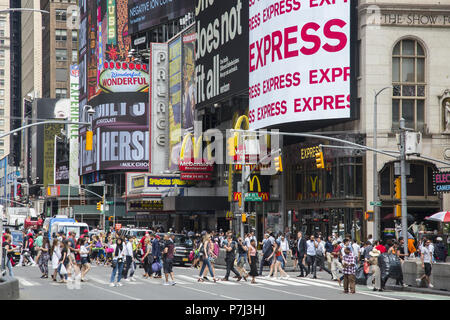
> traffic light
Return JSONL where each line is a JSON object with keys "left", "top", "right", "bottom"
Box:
{"left": 315, "top": 151, "right": 324, "bottom": 169}
{"left": 395, "top": 204, "right": 402, "bottom": 217}
{"left": 394, "top": 177, "right": 401, "bottom": 199}
{"left": 365, "top": 211, "right": 374, "bottom": 221}
{"left": 227, "top": 136, "right": 236, "bottom": 157}
{"left": 242, "top": 213, "right": 247, "bottom": 223}
{"left": 274, "top": 155, "right": 283, "bottom": 172}
{"left": 86, "top": 130, "right": 93, "bottom": 151}
{"left": 96, "top": 201, "right": 102, "bottom": 211}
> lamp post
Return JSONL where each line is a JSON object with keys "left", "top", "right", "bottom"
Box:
{"left": 373, "top": 86, "right": 392, "bottom": 241}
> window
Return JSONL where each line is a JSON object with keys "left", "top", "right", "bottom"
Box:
{"left": 72, "top": 49, "right": 78, "bottom": 63}
{"left": 0, "top": 30, "right": 4, "bottom": 37}
{"left": 392, "top": 39, "right": 426, "bottom": 131}
{"left": 0, "top": 60, "right": 4, "bottom": 66}
{"left": 0, "top": 99, "right": 3, "bottom": 107}
{"left": 0, "top": 150, "right": 4, "bottom": 157}
{"left": 55, "top": 9, "right": 67, "bottom": 21}
{"left": 0, "top": 40, "right": 4, "bottom": 46}
{"left": 55, "top": 68, "right": 67, "bottom": 82}
{"left": 56, "top": 88, "right": 67, "bottom": 98}
{"left": 56, "top": 49, "right": 67, "bottom": 61}
{"left": 0, "top": 89, "right": 4, "bottom": 96}
{"left": 0, "top": 108, "right": 4, "bottom": 116}
{"left": 0, "top": 79, "right": 4, "bottom": 86}
{"left": 0, "top": 139, "right": 4, "bottom": 146}
{"left": 0, "top": 119, "right": 4, "bottom": 126}
{"left": 0, "top": 50, "right": 4, "bottom": 57}
{"left": 0, "top": 69, "right": 4, "bottom": 76}
{"left": 72, "top": 30, "right": 77, "bottom": 42}
{"left": 55, "top": 29, "right": 67, "bottom": 41}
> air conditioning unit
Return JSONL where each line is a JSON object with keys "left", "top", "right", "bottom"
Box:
{"left": 405, "top": 132, "right": 422, "bottom": 155}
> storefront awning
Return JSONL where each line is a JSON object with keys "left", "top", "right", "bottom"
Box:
{"left": 163, "top": 196, "right": 229, "bottom": 212}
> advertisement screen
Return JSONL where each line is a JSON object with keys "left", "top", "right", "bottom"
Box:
{"left": 195, "top": 0, "right": 249, "bottom": 109}
{"left": 168, "top": 35, "right": 182, "bottom": 170}
{"left": 248, "top": 0, "right": 351, "bottom": 129}
{"left": 80, "top": 92, "right": 150, "bottom": 174}
{"left": 128, "top": 0, "right": 194, "bottom": 35}
{"left": 182, "top": 28, "right": 196, "bottom": 132}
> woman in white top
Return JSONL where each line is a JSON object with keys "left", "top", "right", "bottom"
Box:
{"left": 110, "top": 237, "right": 125, "bottom": 287}
{"left": 80, "top": 238, "right": 91, "bottom": 281}
{"left": 51, "top": 239, "right": 61, "bottom": 282}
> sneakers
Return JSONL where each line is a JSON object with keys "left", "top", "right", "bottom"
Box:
{"left": 124, "top": 278, "right": 131, "bottom": 282}
{"left": 429, "top": 283, "right": 434, "bottom": 288}
{"left": 163, "top": 282, "right": 171, "bottom": 286}
{"left": 130, "top": 277, "right": 136, "bottom": 282}
{"left": 416, "top": 278, "right": 421, "bottom": 286}
{"left": 116, "top": 282, "right": 123, "bottom": 287}
{"left": 109, "top": 283, "right": 115, "bottom": 287}
{"left": 171, "top": 282, "right": 176, "bottom": 286}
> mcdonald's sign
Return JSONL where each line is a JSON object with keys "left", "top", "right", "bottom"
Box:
{"left": 248, "top": 175, "right": 262, "bottom": 193}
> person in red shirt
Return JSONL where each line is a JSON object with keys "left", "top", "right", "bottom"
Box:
{"left": 375, "top": 240, "right": 387, "bottom": 253}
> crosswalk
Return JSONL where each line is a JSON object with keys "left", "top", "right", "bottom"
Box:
{"left": 15, "top": 273, "right": 341, "bottom": 290}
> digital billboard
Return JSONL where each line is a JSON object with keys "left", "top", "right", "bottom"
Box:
{"left": 248, "top": 0, "right": 351, "bottom": 129}
{"left": 80, "top": 92, "right": 150, "bottom": 174}
{"left": 128, "top": 0, "right": 194, "bottom": 34}
{"left": 195, "top": 0, "right": 249, "bottom": 109}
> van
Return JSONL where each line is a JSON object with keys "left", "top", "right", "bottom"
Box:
{"left": 50, "top": 221, "right": 89, "bottom": 240}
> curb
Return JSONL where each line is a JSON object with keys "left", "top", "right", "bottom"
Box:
{"left": 385, "top": 284, "right": 450, "bottom": 297}
{"left": 0, "top": 276, "right": 20, "bottom": 300}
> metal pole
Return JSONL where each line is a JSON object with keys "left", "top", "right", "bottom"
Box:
{"left": 240, "top": 165, "right": 246, "bottom": 238}
{"left": 399, "top": 118, "right": 409, "bottom": 257}
{"left": 373, "top": 92, "right": 379, "bottom": 241}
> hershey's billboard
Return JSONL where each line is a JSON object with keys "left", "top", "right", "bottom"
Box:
{"left": 80, "top": 92, "right": 150, "bottom": 174}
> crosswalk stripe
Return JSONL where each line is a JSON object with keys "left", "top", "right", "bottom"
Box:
{"left": 15, "top": 277, "right": 39, "bottom": 287}
{"left": 88, "top": 276, "right": 109, "bottom": 285}
{"left": 215, "top": 280, "right": 239, "bottom": 286}
{"left": 179, "top": 275, "right": 216, "bottom": 284}
{"left": 294, "top": 278, "right": 337, "bottom": 289}
{"left": 253, "top": 278, "right": 286, "bottom": 286}
{"left": 270, "top": 278, "right": 308, "bottom": 286}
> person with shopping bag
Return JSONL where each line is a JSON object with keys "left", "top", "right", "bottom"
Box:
{"left": 368, "top": 248, "right": 382, "bottom": 292}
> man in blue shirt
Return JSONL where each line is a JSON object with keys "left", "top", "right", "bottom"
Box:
{"left": 150, "top": 233, "right": 162, "bottom": 278}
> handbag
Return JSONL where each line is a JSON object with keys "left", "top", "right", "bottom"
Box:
{"left": 111, "top": 259, "right": 117, "bottom": 268}
{"left": 60, "top": 264, "right": 67, "bottom": 275}
{"left": 363, "top": 261, "right": 370, "bottom": 274}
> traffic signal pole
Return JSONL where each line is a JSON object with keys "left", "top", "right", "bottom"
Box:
{"left": 399, "top": 118, "right": 409, "bottom": 257}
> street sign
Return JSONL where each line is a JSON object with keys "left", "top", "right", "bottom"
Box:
{"left": 244, "top": 192, "right": 262, "bottom": 202}
{"left": 370, "top": 201, "right": 382, "bottom": 206}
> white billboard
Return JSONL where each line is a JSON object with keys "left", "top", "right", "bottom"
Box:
{"left": 248, "top": 0, "right": 351, "bottom": 129}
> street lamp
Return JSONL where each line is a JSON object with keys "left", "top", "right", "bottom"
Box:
{"left": 373, "top": 86, "right": 392, "bottom": 241}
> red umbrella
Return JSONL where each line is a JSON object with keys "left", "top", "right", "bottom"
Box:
{"left": 425, "top": 211, "right": 450, "bottom": 223}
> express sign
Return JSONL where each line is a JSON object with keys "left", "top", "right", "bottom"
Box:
{"left": 248, "top": 0, "right": 351, "bottom": 129}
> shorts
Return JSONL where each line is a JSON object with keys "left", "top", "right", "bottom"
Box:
{"left": 81, "top": 257, "right": 89, "bottom": 265}
{"left": 276, "top": 255, "right": 284, "bottom": 263}
{"left": 424, "top": 263, "right": 432, "bottom": 276}
{"left": 163, "top": 259, "right": 173, "bottom": 274}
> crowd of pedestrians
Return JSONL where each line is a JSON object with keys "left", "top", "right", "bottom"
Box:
{"left": 1, "top": 225, "right": 448, "bottom": 293}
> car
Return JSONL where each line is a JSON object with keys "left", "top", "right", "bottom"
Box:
{"left": 156, "top": 233, "right": 193, "bottom": 266}
{"left": 10, "top": 231, "right": 23, "bottom": 264}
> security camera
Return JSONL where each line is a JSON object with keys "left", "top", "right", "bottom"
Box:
{"left": 85, "top": 105, "right": 95, "bottom": 117}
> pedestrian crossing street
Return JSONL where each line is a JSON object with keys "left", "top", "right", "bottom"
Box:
{"left": 14, "top": 273, "right": 342, "bottom": 290}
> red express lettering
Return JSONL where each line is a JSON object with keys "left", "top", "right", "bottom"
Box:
{"left": 263, "top": 0, "right": 302, "bottom": 23}
{"left": 249, "top": 19, "right": 348, "bottom": 72}
{"left": 309, "top": 67, "right": 350, "bottom": 84}
{"left": 263, "top": 72, "right": 301, "bottom": 94}
{"left": 251, "top": 101, "right": 287, "bottom": 122}
{"left": 294, "top": 94, "right": 350, "bottom": 112}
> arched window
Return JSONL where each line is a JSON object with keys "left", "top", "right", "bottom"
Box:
{"left": 392, "top": 39, "right": 426, "bottom": 131}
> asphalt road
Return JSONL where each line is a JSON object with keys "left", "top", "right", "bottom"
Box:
{"left": 12, "top": 263, "right": 450, "bottom": 301}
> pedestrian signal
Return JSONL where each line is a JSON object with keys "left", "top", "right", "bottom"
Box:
{"left": 395, "top": 204, "right": 401, "bottom": 217}
{"left": 315, "top": 151, "right": 324, "bottom": 169}
{"left": 227, "top": 136, "right": 236, "bottom": 157}
{"left": 86, "top": 130, "right": 93, "bottom": 151}
{"left": 274, "top": 155, "right": 283, "bottom": 172}
{"left": 394, "top": 177, "right": 401, "bottom": 199}
{"left": 365, "top": 211, "right": 374, "bottom": 221}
